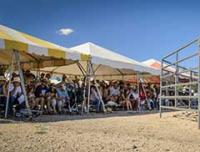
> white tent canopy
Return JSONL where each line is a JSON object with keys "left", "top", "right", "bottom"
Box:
{"left": 41, "top": 42, "right": 159, "bottom": 80}
{"left": 142, "top": 58, "right": 197, "bottom": 79}
{"left": 71, "top": 42, "right": 159, "bottom": 74}
{"left": 142, "top": 58, "right": 177, "bottom": 73}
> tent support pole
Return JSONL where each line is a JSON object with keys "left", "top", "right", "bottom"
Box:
{"left": 198, "top": 41, "right": 200, "bottom": 129}
{"left": 90, "top": 62, "right": 106, "bottom": 112}
{"left": 36, "top": 61, "right": 40, "bottom": 79}
{"left": 140, "top": 75, "right": 147, "bottom": 110}
{"left": 94, "top": 64, "right": 102, "bottom": 73}
{"left": 160, "top": 59, "right": 163, "bottom": 118}
{"left": 4, "top": 51, "right": 14, "bottom": 118}
{"left": 116, "top": 69, "right": 124, "bottom": 80}
{"left": 136, "top": 73, "right": 140, "bottom": 111}
{"left": 76, "top": 61, "right": 87, "bottom": 115}
{"left": 76, "top": 62, "right": 86, "bottom": 75}
{"left": 87, "top": 60, "right": 91, "bottom": 113}
{"left": 81, "top": 75, "right": 87, "bottom": 115}
{"left": 14, "top": 50, "right": 32, "bottom": 116}
{"left": 77, "top": 62, "right": 87, "bottom": 75}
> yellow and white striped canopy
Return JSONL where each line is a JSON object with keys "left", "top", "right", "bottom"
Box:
{"left": 0, "top": 25, "right": 89, "bottom": 66}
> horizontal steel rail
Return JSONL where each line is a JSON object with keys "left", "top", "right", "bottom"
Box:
{"left": 163, "top": 52, "right": 199, "bottom": 69}
{"left": 160, "top": 106, "right": 198, "bottom": 112}
{"left": 161, "top": 81, "right": 198, "bottom": 89}
{"left": 161, "top": 73, "right": 174, "bottom": 79}
{"left": 178, "top": 67, "right": 198, "bottom": 75}
{"left": 162, "top": 69, "right": 174, "bottom": 73}
{"left": 163, "top": 59, "right": 188, "bottom": 70}
{"left": 161, "top": 72, "right": 198, "bottom": 79}
{"left": 160, "top": 95, "right": 198, "bottom": 99}
{"left": 163, "top": 38, "right": 199, "bottom": 60}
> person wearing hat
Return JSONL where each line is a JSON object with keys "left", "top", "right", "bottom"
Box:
{"left": 0, "top": 76, "right": 7, "bottom": 113}
{"left": 9, "top": 76, "right": 25, "bottom": 115}
{"left": 10, "top": 77, "right": 22, "bottom": 98}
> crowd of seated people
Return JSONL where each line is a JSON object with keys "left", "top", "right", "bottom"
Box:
{"left": 0, "top": 72, "right": 84, "bottom": 117}
{"left": 98, "top": 81, "right": 160, "bottom": 111}
{"left": 0, "top": 70, "right": 160, "bottom": 117}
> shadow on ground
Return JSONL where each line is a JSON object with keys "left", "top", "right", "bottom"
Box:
{"left": 0, "top": 110, "right": 175, "bottom": 124}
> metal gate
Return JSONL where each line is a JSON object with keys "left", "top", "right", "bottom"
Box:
{"left": 160, "top": 38, "right": 200, "bottom": 129}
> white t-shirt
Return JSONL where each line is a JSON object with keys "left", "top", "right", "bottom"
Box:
{"left": 128, "top": 91, "right": 139, "bottom": 100}
{"left": 18, "top": 94, "right": 25, "bottom": 104}
{"left": 109, "top": 87, "right": 120, "bottom": 96}
{"left": 90, "top": 89, "right": 98, "bottom": 101}
{"left": 9, "top": 83, "right": 22, "bottom": 97}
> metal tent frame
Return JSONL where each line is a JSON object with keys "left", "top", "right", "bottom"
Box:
{"left": 160, "top": 38, "right": 200, "bottom": 129}
{"left": 78, "top": 59, "right": 147, "bottom": 114}
{"left": 77, "top": 58, "right": 106, "bottom": 114}
{"left": 5, "top": 50, "right": 32, "bottom": 118}
{"left": 48, "top": 61, "right": 148, "bottom": 114}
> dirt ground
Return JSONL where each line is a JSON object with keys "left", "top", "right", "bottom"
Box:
{"left": 0, "top": 111, "right": 200, "bottom": 152}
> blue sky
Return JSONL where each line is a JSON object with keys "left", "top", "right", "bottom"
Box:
{"left": 0, "top": 0, "right": 200, "bottom": 61}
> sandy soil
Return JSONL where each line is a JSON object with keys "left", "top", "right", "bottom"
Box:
{"left": 0, "top": 111, "right": 200, "bottom": 152}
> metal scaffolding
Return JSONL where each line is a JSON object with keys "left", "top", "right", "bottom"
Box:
{"left": 160, "top": 38, "right": 200, "bottom": 129}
